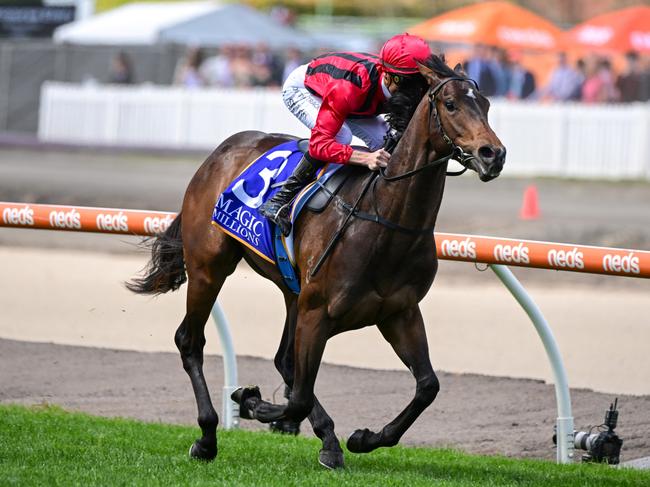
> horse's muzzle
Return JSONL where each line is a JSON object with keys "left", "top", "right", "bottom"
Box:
{"left": 473, "top": 145, "right": 506, "bottom": 182}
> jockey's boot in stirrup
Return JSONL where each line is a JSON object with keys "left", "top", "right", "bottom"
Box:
{"left": 259, "top": 154, "right": 324, "bottom": 236}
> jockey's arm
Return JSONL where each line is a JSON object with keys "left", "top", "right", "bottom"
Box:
{"left": 309, "top": 87, "right": 389, "bottom": 171}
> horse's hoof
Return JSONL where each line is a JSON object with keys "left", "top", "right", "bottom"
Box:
{"left": 319, "top": 449, "right": 344, "bottom": 470}
{"left": 189, "top": 440, "right": 217, "bottom": 461}
{"left": 346, "top": 428, "right": 377, "bottom": 454}
{"left": 269, "top": 418, "right": 301, "bottom": 435}
{"left": 254, "top": 401, "right": 286, "bottom": 423}
{"left": 231, "top": 386, "right": 261, "bottom": 420}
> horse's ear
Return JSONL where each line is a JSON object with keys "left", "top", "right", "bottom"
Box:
{"left": 417, "top": 61, "right": 441, "bottom": 86}
{"left": 454, "top": 63, "right": 468, "bottom": 77}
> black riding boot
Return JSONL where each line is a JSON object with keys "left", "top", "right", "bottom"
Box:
{"left": 259, "top": 154, "right": 324, "bottom": 236}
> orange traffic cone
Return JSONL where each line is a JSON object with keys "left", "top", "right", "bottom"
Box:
{"left": 519, "top": 184, "right": 540, "bottom": 220}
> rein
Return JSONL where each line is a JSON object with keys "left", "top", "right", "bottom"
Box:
{"left": 307, "top": 76, "right": 481, "bottom": 279}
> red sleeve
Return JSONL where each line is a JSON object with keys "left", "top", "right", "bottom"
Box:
{"left": 308, "top": 83, "right": 359, "bottom": 164}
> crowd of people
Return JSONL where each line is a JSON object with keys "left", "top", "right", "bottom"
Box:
{"left": 172, "top": 45, "right": 305, "bottom": 89}
{"left": 108, "top": 43, "right": 650, "bottom": 104}
{"left": 462, "top": 44, "right": 650, "bottom": 103}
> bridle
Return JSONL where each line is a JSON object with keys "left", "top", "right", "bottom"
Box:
{"left": 380, "top": 76, "right": 480, "bottom": 182}
{"left": 308, "top": 76, "right": 483, "bottom": 278}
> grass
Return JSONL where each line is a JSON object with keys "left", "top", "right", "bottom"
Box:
{"left": 1, "top": 404, "right": 648, "bottom": 486}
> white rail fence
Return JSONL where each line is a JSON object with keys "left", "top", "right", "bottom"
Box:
{"left": 39, "top": 82, "right": 650, "bottom": 179}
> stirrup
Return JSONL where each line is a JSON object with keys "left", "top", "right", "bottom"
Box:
{"left": 260, "top": 200, "right": 292, "bottom": 236}
{"left": 274, "top": 207, "right": 292, "bottom": 236}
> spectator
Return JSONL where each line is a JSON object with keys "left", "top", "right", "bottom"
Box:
{"left": 541, "top": 52, "right": 583, "bottom": 102}
{"left": 464, "top": 44, "right": 497, "bottom": 97}
{"left": 282, "top": 47, "right": 304, "bottom": 84}
{"left": 108, "top": 51, "right": 134, "bottom": 84}
{"left": 174, "top": 47, "right": 206, "bottom": 88}
{"left": 640, "top": 55, "right": 650, "bottom": 102}
{"left": 200, "top": 45, "right": 235, "bottom": 87}
{"left": 251, "top": 43, "right": 282, "bottom": 87}
{"left": 230, "top": 46, "right": 254, "bottom": 88}
{"left": 582, "top": 57, "right": 618, "bottom": 103}
{"left": 616, "top": 51, "right": 643, "bottom": 102}
{"left": 569, "top": 58, "right": 587, "bottom": 101}
{"left": 507, "top": 51, "right": 536, "bottom": 100}
{"left": 490, "top": 47, "right": 511, "bottom": 97}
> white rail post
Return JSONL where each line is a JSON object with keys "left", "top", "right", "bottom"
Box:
{"left": 210, "top": 301, "right": 240, "bottom": 429}
{"left": 490, "top": 264, "right": 574, "bottom": 464}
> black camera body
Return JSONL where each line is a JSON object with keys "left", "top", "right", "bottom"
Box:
{"left": 574, "top": 399, "right": 623, "bottom": 464}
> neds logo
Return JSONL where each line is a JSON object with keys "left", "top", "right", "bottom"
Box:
{"left": 49, "top": 208, "right": 81, "bottom": 229}
{"left": 96, "top": 212, "right": 128, "bottom": 232}
{"left": 603, "top": 253, "right": 640, "bottom": 275}
{"left": 547, "top": 248, "right": 584, "bottom": 269}
{"left": 493, "top": 242, "right": 530, "bottom": 264}
{"left": 143, "top": 214, "right": 174, "bottom": 234}
{"left": 2, "top": 205, "right": 34, "bottom": 226}
{"left": 441, "top": 237, "right": 476, "bottom": 259}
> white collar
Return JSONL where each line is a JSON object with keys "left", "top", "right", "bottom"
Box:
{"left": 381, "top": 80, "right": 392, "bottom": 100}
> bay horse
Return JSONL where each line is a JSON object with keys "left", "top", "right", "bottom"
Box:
{"left": 128, "top": 55, "right": 505, "bottom": 469}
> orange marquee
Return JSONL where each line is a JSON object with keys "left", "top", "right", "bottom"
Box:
{"left": 564, "top": 6, "right": 650, "bottom": 53}
{"left": 408, "top": 1, "right": 564, "bottom": 51}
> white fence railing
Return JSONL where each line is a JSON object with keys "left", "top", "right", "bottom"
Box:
{"left": 39, "top": 82, "right": 650, "bottom": 180}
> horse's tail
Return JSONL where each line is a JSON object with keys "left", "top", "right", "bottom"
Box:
{"left": 126, "top": 213, "right": 186, "bottom": 295}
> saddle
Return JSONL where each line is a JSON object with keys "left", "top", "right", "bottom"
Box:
{"left": 295, "top": 139, "right": 356, "bottom": 214}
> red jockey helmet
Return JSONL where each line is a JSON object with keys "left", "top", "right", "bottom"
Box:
{"left": 379, "top": 33, "right": 432, "bottom": 75}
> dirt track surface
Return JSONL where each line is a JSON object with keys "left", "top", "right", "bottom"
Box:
{"left": 2, "top": 338, "right": 649, "bottom": 462}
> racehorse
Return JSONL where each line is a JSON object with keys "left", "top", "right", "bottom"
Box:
{"left": 127, "top": 55, "right": 505, "bottom": 469}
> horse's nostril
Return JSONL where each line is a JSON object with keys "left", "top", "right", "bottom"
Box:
{"left": 479, "top": 146, "right": 495, "bottom": 161}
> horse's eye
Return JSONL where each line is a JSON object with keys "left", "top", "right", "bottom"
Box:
{"left": 444, "top": 100, "right": 456, "bottom": 112}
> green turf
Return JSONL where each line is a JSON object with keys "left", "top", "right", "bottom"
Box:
{"left": 0, "top": 404, "right": 648, "bottom": 486}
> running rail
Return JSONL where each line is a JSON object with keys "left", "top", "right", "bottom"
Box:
{"left": 3, "top": 202, "right": 650, "bottom": 463}
{"left": 2, "top": 202, "right": 648, "bottom": 278}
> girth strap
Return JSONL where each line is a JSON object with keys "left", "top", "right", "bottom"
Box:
{"left": 334, "top": 197, "right": 434, "bottom": 235}
{"left": 308, "top": 172, "right": 376, "bottom": 279}
{"left": 308, "top": 171, "right": 434, "bottom": 280}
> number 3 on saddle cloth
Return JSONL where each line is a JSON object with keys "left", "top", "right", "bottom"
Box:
{"left": 211, "top": 140, "right": 344, "bottom": 294}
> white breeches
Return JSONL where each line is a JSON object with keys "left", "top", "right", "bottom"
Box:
{"left": 281, "top": 64, "right": 388, "bottom": 151}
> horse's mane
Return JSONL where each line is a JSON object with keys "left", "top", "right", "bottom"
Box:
{"left": 385, "top": 54, "right": 457, "bottom": 134}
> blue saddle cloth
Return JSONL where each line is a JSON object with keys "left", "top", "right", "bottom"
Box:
{"left": 211, "top": 140, "right": 342, "bottom": 293}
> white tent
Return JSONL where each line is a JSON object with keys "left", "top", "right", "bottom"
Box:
{"left": 53, "top": 1, "right": 220, "bottom": 45}
{"left": 53, "top": 1, "right": 374, "bottom": 50}
{"left": 159, "top": 3, "right": 315, "bottom": 49}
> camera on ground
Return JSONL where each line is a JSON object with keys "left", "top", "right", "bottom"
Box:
{"left": 554, "top": 398, "right": 623, "bottom": 464}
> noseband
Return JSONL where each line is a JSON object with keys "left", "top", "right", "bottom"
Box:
{"left": 380, "top": 76, "right": 480, "bottom": 182}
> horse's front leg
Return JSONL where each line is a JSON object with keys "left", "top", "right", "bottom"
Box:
{"left": 347, "top": 305, "right": 440, "bottom": 453}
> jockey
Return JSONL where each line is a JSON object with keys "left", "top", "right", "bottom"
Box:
{"left": 258, "top": 33, "right": 432, "bottom": 236}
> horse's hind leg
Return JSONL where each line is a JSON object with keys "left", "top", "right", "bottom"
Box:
{"left": 175, "top": 237, "right": 242, "bottom": 461}
{"left": 272, "top": 298, "right": 344, "bottom": 469}
{"left": 347, "top": 305, "right": 439, "bottom": 454}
